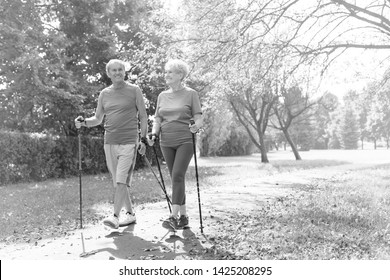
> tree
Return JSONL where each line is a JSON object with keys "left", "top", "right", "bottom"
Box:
{"left": 327, "top": 109, "right": 342, "bottom": 149}
{"left": 221, "top": 52, "right": 280, "bottom": 163}
{"left": 216, "top": 119, "right": 255, "bottom": 156}
{"left": 178, "top": 1, "right": 390, "bottom": 72}
{"left": 296, "top": 1, "right": 390, "bottom": 51}
{"left": 0, "top": 0, "right": 81, "bottom": 135}
{"left": 348, "top": 89, "right": 370, "bottom": 149}
{"left": 197, "top": 94, "right": 232, "bottom": 157}
{"left": 290, "top": 116, "right": 315, "bottom": 151}
{"left": 312, "top": 92, "right": 339, "bottom": 149}
{"left": 329, "top": 131, "right": 342, "bottom": 149}
{"left": 365, "top": 77, "right": 390, "bottom": 149}
{"left": 178, "top": 0, "right": 308, "bottom": 162}
{"left": 1, "top": 0, "right": 170, "bottom": 137}
{"left": 229, "top": 80, "right": 277, "bottom": 163}
{"left": 162, "top": 0, "right": 390, "bottom": 158}
{"left": 258, "top": 0, "right": 390, "bottom": 72}
{"left": 339, "top": 108, "right": 359, "bottom": 149}
{"left": 271, "top": 85, "right": 317, "bottom": 159}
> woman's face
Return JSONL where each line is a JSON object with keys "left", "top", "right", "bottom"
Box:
{"left": 164, "top": 66, "right": 183, "bottom": 85}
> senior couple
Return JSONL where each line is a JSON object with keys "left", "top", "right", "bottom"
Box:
{"left": 74, "top": 59, "right": 202, "bottom": 231}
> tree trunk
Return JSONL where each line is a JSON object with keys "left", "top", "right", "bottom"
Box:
{"left": 200, "top": 137, "right": 207, "bottom": 157}
{"left": 274, "top": 141, "right": 279, "bottom": 151}
{"left": 259, "top": 135, "right": 269, "bottom": 163}
{"left": 283, "top": 129, "right": 302, "bottom": 160}
{"left": 374, "top": 139, "right": 377, "bottom": 149}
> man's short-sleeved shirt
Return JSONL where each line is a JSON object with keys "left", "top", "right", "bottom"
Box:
{"left": 100, "top": 83, "right": 147, "bottom": 145}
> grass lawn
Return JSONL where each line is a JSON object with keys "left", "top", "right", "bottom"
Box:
{"left": 262, "top": 159, "right": 349, "bottom": 174}
{"left": 2, "top": 149, "right": 390, "bottom": 260}
{"left": 0, "top": 165, "right": 217, "bottom": 244}
{"left": 208, "top": 163, "right": 390, "bottom": 259}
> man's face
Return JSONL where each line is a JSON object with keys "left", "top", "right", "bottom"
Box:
{"left": 108, "top": 63, "right": 125, "bottom": 83}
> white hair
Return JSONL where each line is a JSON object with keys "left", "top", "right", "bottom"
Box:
{"left": 165, "top": 59, "right": 190, "bottom": 80}
{"left": 106, "top": 59, "right": 126, "bottom": 74}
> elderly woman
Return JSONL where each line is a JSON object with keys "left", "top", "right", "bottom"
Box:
{"left": 150, "top": 59, "right": 203, "bottom": 230}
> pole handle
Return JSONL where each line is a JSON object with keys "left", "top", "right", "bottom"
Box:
{"left": 190, "top": 119, "right": 195, "bottom": 132}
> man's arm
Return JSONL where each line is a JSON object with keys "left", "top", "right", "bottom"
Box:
{"left": 86, "top": 91, "right": 105, "bottom": 126}
{"left": 136, "top": 88, "right": 148, "bottom": 138}
{"left": 75, "top": 91, "right": 105, "bottom": 128}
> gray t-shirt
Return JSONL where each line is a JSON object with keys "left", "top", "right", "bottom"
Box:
{"left": 99, "top": 83, "right": 147, "bottom": 145}
{"left": 154, "top": 87, "right": 202, "bottom": 147}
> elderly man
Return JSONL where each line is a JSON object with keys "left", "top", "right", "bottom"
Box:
{"left": 75, "top": 59, "right": 148, "bottom": 229}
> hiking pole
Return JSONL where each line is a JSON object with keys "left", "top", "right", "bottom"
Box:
{"left": 78, "top": 130, "right": 83, "bottom": 229}
{"left": 152, "top": 144, "right": 169, "bottom": 207}
{"left": 143, "top": 155, "right": 172, "bottom": 212}
{"left": 76, "top": 116, "right": 84, "bottom": 229}
{"left": 190, "top": 120, "right": 203, "bottom": 233}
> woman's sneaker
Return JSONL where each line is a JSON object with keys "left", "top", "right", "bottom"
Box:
{"left": 103, "top": 215, "right": 119, "bottom": 229}
{"left": 178, "top": 215, "right": 189, "bottom": 229}
{"left": 119, "top": 212, "right": 136, "bottom": 227}
{"left": 162, "top": 216, "right": 178, "bottom": 230}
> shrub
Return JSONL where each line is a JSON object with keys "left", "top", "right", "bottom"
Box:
{"left": 0, "top": 131, "right": 57, "bottom": 184}
{"left": 216, "top": 125, "right": 254, "bottom": 156}
{"left": 0, "top": 130, "right": 163, "bottom": 185}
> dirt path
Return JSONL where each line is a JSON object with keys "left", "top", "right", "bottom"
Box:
{"left": 1, "top": 150, "right": 389, "bottom": 260}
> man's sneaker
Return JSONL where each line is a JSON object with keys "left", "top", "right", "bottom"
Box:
{"left": 103, "top": 215, "right": 119, "bottom": 229}
{"left": 119, "top": 212, "right": 136, "bottom": 227}
{"left": 162, "top": 216, "right": 178, "bottom": 230}
{"left": 178, "top": 215, "right": 189, "bottom": 229}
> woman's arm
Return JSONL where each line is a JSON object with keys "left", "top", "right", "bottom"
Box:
{"left": 151, "top": 94, "right": 162, "bottom": 136}
{"left": 190, "top": 90, "right": 203, "bottom": 132}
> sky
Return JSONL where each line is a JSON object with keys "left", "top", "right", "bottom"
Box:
{"left": 162, "top": 0, "right": 181, "bottom": 13}
{"left": 160, "top": 0, "right": 390, "bottom": 100}
{"left": 2, "top": 0, "right": 382, "bottom": 98}
{"left": 317, "top": 48, "right": 389, "bottom": 97}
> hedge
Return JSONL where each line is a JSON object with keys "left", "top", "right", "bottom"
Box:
{"left": 0, "top": 130, "right": 162, "bottom": 186}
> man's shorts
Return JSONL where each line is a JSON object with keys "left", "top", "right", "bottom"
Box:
{"left": 104, "top": 144, "right": 137, "bottom": 186}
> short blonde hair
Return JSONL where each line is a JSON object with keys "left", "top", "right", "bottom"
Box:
{"left": 165, "top": 59, "right": 190, "bottom": 80}
{"left": 106, "top": 59, "right": 126, "bottom": 74}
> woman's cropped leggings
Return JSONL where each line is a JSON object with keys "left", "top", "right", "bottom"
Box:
{"left": 161, "top": 143, "right": 193, "bottom": 205}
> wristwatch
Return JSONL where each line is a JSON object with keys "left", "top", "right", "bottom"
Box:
{"left": 141, "top": 137, "right": 148, "bottom": 145}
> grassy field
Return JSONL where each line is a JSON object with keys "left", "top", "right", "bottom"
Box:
{"left": 207, "top": 162, "right": 390, "bottom": 259}
{"left": 1, "top": 149, "right": 390, "bottom": 260}
{"left": 0, "top": 164, "right": 217, "bottom": 244}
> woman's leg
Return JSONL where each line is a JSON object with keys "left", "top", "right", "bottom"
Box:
{"left": 161, "top": 144, "right": 193, "bottom": 217}
{"left": 172, "top": 143, "right": 193, "bottom": 228}
{"left": 161, "top": 146, "right": 175, "bottom": 179}
{"left": 170, "top": 143, "right": 193, "bottom": 205}
{"left": 160, "top": 146, "right": 179, "bottom": 217}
